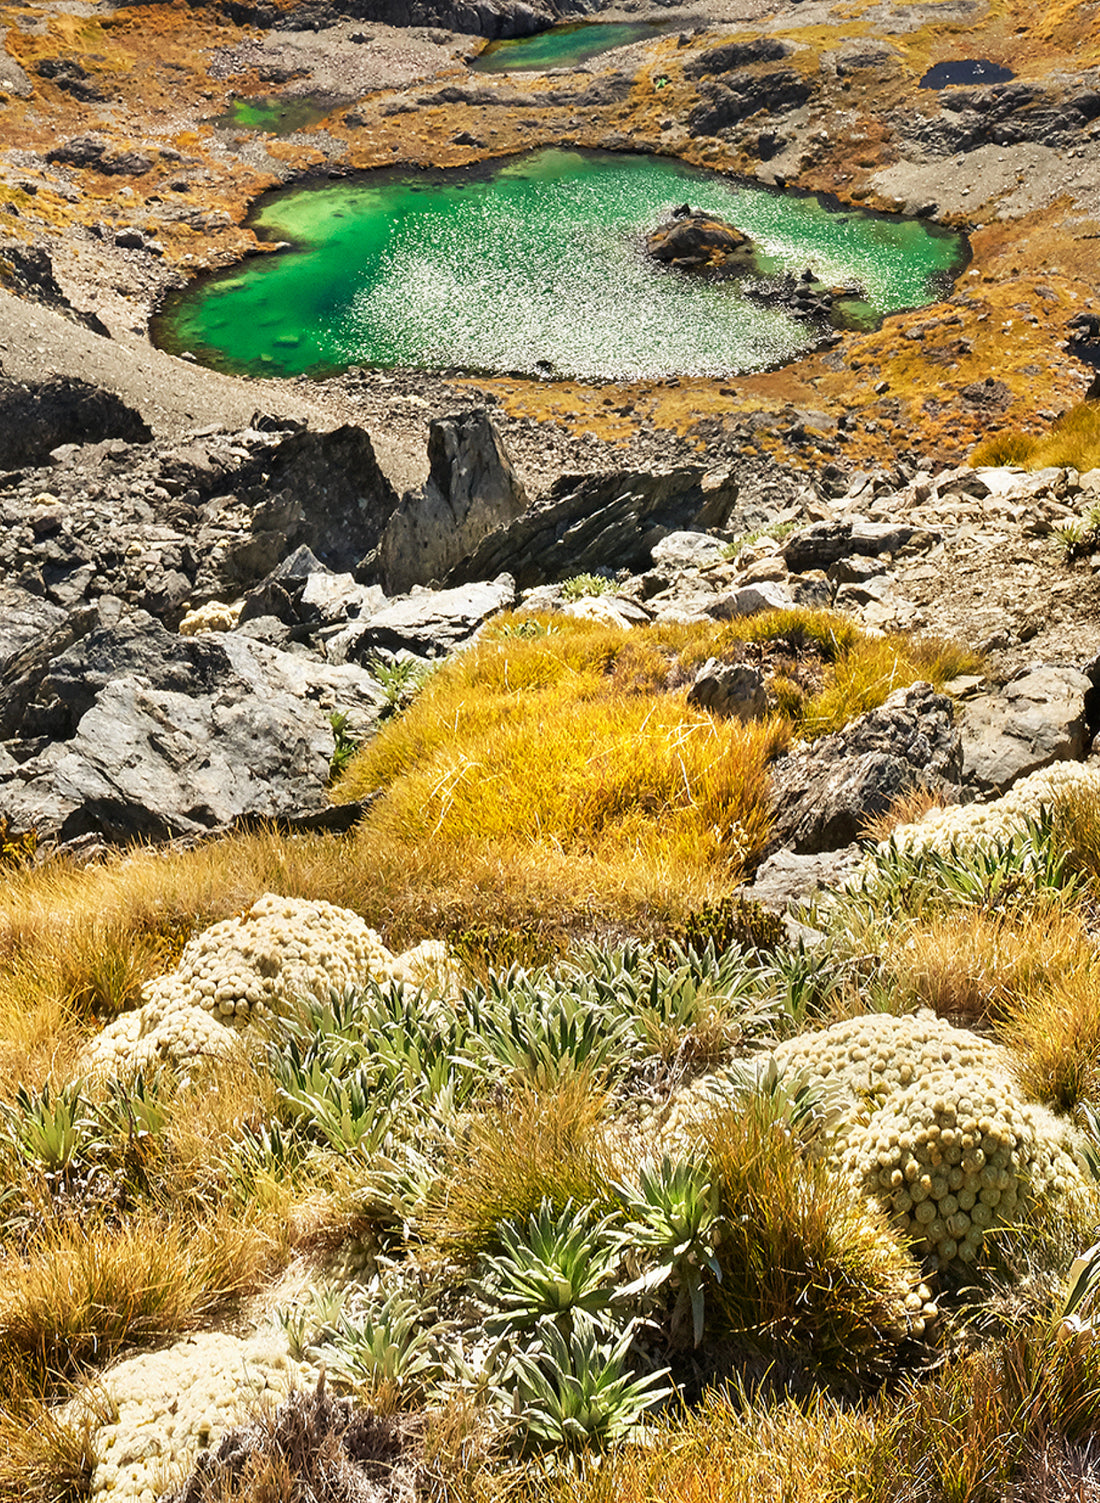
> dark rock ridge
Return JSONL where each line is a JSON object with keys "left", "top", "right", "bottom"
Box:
{"left": 412, "top": 74, "right": 632, "bottom": 109}
{"left": 445, "top": 466, "right": 742, "bottom": 588}
{"left": 689, "top": 67, "right": 813, "bottom": 137}
{"left": 896, "top": 73, "right": 1100, "bottom": 154}
{"left": 767, "top": 681, "right": 963, "bottom": 855}
{"left": 684, "top": 37, "right": 793, "bottom": 79}
{"left": 46, "top": 135, "right": 156, "bottom": 177}
{"left": 172, "top": 0, "right": 617, "bottom": 38}
{"left": 0, "top": 377, "right": 152, "bottom": 471}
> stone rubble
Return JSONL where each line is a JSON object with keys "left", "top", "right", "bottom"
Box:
{"left": 0, "top": 393, "right": 1098, "bottom": 855}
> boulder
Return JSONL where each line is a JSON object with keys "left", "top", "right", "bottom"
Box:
{"left": 709, "top": 581, "right": 794, "bottom": 618}
{"left": 687, "top": 660, "right": 766, "bottom": 721}
{"left": 768, "top": 681, "right": 962, "bottom": 854}
{"left": 562, "top": 594, "right": 651, "bottom": 629}
{"left": 328, "top": 574, "right": 517, "bottom": 661}
{"left": 959, "top": 665, "right": 1093, "bottom": 793}
{"left": 781, "top": 520, "right": 930, "bottom": 574}
{"left": 745, "top": 845, "right": 863, "bottom": 910}
{"left": 650, "top": 531, "right": 727, "bottom": 570}
{"left": 0, "top": 620, "right": 388, "bottom": 844}
{"left": 646, "top": 211, "right": 756, "bottom": 272}
{"left": 378, "top": 409, "right": 528, "bottom": 595}
{"left": 0, "top": 376, "right": 151, "bottom": 471}
{"left": 446, "top": 468, "right": 741, "bottom": 588}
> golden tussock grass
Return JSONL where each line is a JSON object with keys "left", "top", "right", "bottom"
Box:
{"left": 0, "top": 611, "right": 981, "bottom": 1104}
{"left": 337, "top": 614, "right": 979, "bottom": 861}
{"left": 882, "top": 909, "right": 1094, "bottom": 1025}
{"left": 545, "top": 1330, "right": 1100, "bottom": 1503}
{"left": 422, "top": 1073, "right": 620, "bottom": 1259}
{"left": 970, "top": 402, "right": 1100, "bottom": 473}
{"left": 0, "top": 1360, "right": 101, "bottom": 1503}
{"left": 697, "top": 1096, "right": 919, "bottom": 1386}
{"left": 0, "top": 1205, "right": 277, "bottom": 1388}
{"left": 0, "top": 828, "right": 729, "bottom": 1100}
{"left": 546, "top": 1387, "right": 893, "bottom": 1503}
{"left": 1001, "top": 967, "right": 1100, "bottom": 1112}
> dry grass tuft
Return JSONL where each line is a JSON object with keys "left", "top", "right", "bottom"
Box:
{"left": 0, "top": 1361, "right": 102, "bottom": 1503}
{"left": 0, "top": 1207, "right": 276, "bottom": 1386}
{"left": 697, "top": 1093, "right": 920, "bottom": 1388}
{"left": 423, "top": 1073, "right": 619, "bottom": 1259}
{"left": 159, "top": 1376, "right": 414, "bottom": 1503}
{"left": 859, "top": 786, "right": 952, "bottom": 845}
{"left": 1002, "top": 967, "right": 1100, "bottom": 1112}
{"left": 882, "top": 910, "right": 1094, "bottom": 1026}
{"left": 969, "top": 402, "right": 1100, "bottom": 474}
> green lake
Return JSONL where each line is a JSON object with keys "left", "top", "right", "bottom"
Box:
{"left": 472, "top": 20, "right": 680, "bottom": 72}
{"left": 153, "top": 148, "right": 968, "bottom": 382}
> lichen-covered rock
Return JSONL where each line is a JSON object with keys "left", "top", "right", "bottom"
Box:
{"left": 767, "top": 681, "right": 963, "bottom": 855}
{"left": 883, "top": 761, "right": 1100, "bottom": 858}
{"left": 70, "top": 1330, "right": 307, "bottom": 1503}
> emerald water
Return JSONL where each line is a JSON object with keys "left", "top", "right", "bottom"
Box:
{"left": 472, "top": 20, "right": 679, "bottom": 72}
{"left": 154, "top": 148, "right": 967, "bottom": 382}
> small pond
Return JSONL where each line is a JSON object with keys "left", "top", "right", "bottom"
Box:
{"left": 472, "top": 20, "right": 680, "bottom": 73}
{"left": 153, "top": 148, "right": 968, "bottom": 382}
{"left": 211, "top": 94, "right": 339, "bottom": 136}
{"left": 919, "top": 59, "right": 1015, "bottom": 89}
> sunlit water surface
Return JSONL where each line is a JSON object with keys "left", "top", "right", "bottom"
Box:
{"left": 472, "top": 20, "right": 681, "bottom": 72}
{"left": 154, "top": 149, "right": 968, "bottom": 381}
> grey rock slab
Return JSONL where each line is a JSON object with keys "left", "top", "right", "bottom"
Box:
{"left": 0, "top": 620, "right": 391, "bottom": 843}
{"left": 959, "top": 664, "right": 1092, "bottom": 793}
{"left": 650, "top": 531, "right": 727, "bottom": 570}
{"left": 300, "top": 571, "right": 385, "bottom": 625}
{"left": 0, "top": 586, "right": 91, "bottom": 739}
{"left": 330, "top": 574, "right": 517, "bottom": 661}
{"left": 217, "top": 634, "right": 388, "bottom": 742}
{"left": 709, "top": 581, "right": 794, "bottom": 618}
{"left": 768, "top": 681, "right": 962, "bottom": 855}
{"left": 687, "top": 660, "right": 766, "bottom": 721}
{"left": 379, "top": 409, "right": 528, "bottom": 595}
{"left": 0, "top": 673, "right": 335, "bottom": 845}
{"left": 746, "top": 845, "right": 864, "bottom": 911}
